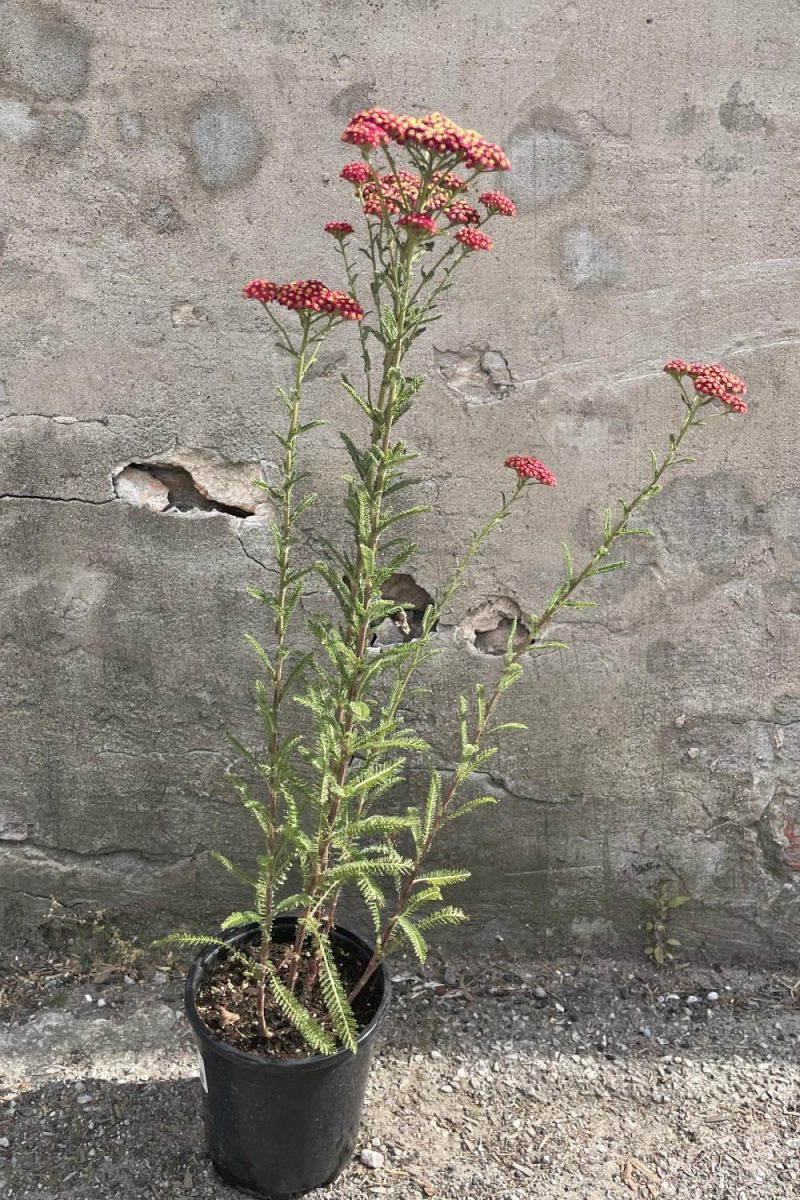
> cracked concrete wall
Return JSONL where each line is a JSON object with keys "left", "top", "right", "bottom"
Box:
{"left": 2, "top": 0, "right": 799, "bottom": 961}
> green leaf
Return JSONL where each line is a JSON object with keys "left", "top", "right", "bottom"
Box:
{"left": 667, "top": 894, "right": 690, "bottom": 909}
{"left": 446, "top": 795, "right": 499, "bottom": 822}
{"left": 590, "top": 561, "right": 628, "bottom": 575}
{"left": 561, "top": 541, "right": 573, "bottom": 581}
{"left": 417, "top": 906, "right": 467, "bottom": 931}
{"left": 220, "top": 910, "right": 262, "bottom": 930}
{"left": 311, "top": 924, "right": 357, "bottom": 1053}
{"left": 417, "top": 869, "right": 471, "bottom": 887}
{"left": 348, "top": 814, "right": 413, "bottom": 839}
{"left": 341, "top": 376, "right": 376, "bottom": 420}
{"left": 380, "top": 305, "right": 399, "bottom": 342}
{"left": 210, "top": 852, "right": 256, "bottom": 888}
{"left": 395, "top": 914, "right": 428, "bottom": 962}
{"left": 265, "top": 964, "right": 337, "bottom": 1055}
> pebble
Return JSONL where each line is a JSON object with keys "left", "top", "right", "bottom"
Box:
{"left": 359, "top": 1148, "right": 385, "bottom": 1169}
{"left": 707, "top": 991, "right": 719, "bottom": 1003}
{"left": 533, "top": 987, "right": 547, "bottom": 1000}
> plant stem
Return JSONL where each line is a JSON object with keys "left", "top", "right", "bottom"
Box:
{"left": 347, "top": 392, "right": 709, "bottom": 1004}
{"left": 256, "top": 321, "right": 311, "bottom": 1034}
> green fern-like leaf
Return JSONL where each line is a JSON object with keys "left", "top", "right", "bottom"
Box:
{"left": 416, "top": 906, "right": 467, "bottom": 931}
{"left": 310, "top": 922, "right": 358, "bottom": 1052}
{"left": 394, "top": 914, "right": 429, "bottom": 962}
{"left": 265, "top": 964, "right": 337, "bottom": 1055}
{"left": 220, "top": 911, "right": 262, "bottom": 931}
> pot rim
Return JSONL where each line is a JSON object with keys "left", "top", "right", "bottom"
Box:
{"left": 184, "top": 917, "right": 391, "bottom": 1072}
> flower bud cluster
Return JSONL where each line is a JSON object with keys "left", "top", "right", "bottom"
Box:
{"left": 342, "top": 108, "right": 510, "bottom": 172}
{"left": 504, "top": 455, "right": 557, "bottom": 486}
{"left": 244, "top": 278, "right": 364, "bottom": 321}
{"left": 662, "top": 360, "right": 748, "bottom": 413}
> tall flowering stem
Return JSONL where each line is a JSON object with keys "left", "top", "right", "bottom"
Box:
{"left": 164, "top": 105, "right": 748, "bottom": 1058}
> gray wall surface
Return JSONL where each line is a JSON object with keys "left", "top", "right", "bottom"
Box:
{"left": 2, "top": 0, "right": 799, "bottom": 960}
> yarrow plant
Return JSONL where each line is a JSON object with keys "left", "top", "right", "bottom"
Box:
{"left": 169, "top": 107, "right": 748, "bottom": 1058}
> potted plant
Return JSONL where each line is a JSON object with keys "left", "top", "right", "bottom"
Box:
{"left": 165, "top": 107, "right": 749, "bottom": 1199}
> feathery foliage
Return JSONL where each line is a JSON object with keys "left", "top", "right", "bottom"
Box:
{"left": 175, "top": 114, "right": 749, "bottom": 1056}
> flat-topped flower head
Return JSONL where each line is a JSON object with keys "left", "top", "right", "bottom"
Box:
{"left": 243, "top": 279, "right": 279, "bottom": 303}
{"left": 445, "top": 201, "right": 480, "bottom": 225}
{"left": 662, "top": 359, "right": 691, "bottom": 377}
{"left": 342, "top": 119, "right": 389, "bottom": 148}
{"left": 244, "top": 278, "right": 364, "bottom": 321}
{"left": 324, "top": 221, "right": 355, "bottom": 239}
{"left": 340, "top": 161, "right": 372, "bottom": 185}
{"left": 479, "top": 191, "right": 516, "bottom": 217}
{"left": 343, "top": 108, "right": 510, "bottom": 172}
{"left": 455, "top": 227, "right": 493, "bottom": 251}
{"left": 398, "top": 212, "right": 437, "bottom": 236}
{"left": 504, "top": 455, "right": 557, "bottom": 487}
{"left": 690, "top": 363, "right": 748, "bottom": 413}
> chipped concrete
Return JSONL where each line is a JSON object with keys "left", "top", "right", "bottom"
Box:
{"left": 112, "top": 449, "right": 268, "bottom": 517}
{"left": 1, "top": 0, "right": 799, "bottom": 962}
{"left": 434, "top": 346, "right": 514, "bottom": 405}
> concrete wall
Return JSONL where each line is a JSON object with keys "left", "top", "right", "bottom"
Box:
{"left": 2, "top": 0, "right": 799, "bottom": 960}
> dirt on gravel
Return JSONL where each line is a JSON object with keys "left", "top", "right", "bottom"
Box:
{"left": 0, "top": 943, "right": 798, "bottom": 1199}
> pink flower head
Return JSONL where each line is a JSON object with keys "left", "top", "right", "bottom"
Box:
{"left": 662, "top": 359, "right": 691, "bottom": 376}
{"left": 324, "top": 221, "right": 355, "bottom": 239}
{"left": 479, "top": 191, "right": 516, "bottom": 217}
{"left": 362, "top": 170, "right": 422, "bottom": 215}
{"left": 342, "top": 119, "right": 389, "bottom": 149}
{"left": 340, "top": 161, "right": 372, "bottom": 185}
{"left": 504, "top": 455, "right": 557, "bottom": 487}
{"left": 397, "top": 212, "right": 437, "bottom": 236}
{"left": 247, "top": 278, "right": 364, "bottom": 321}
{"left": 689, "top": 363, "right": 748, "bottom": 413}
{"left": 344, "top": 108, "right": 510, "bottom": 172}
{"left": 243, "top": 279, "right": 279, "bottom": 303}
{"left": 455, "top": 227, "right": 493, "bottom": 251}
{"left": 444, "top": 201, "right": 481, "bottom": 225}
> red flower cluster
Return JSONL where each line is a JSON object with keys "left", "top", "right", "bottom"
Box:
{"left": 455, "top": 227, "right": 493, "bottom": 251}
{"left": 243, "top": 279, "right": 364, "bottom": 321}
{"left": 342, "top": 119, "right": 389, "bottom": 149}
{"left": 662, "top": 359, "right": 748, "bottom": 414}
{"left": 242, "top": 279, "right": 278, "bottom": 303}
{"left": 691, "top": 363, "right": 748, "bottom": 413}
{"left": 340, "top": 161, "right": 372, "bottom": 185}
{"left": 360, "top": 170, "right": 464, "bottom": 217}
{"left": 342, "top": 108, "right": 510, "bottom": 172}
{"left": 479, "top": 191, "right": 516, "bottom": 217}
{"left": 324, "top": 221, "right": 355, "bottom": 239}
{"left": 662, "top": 359, "right": 690, "bottom": 376}
{"left": 397, "top": 212, "right": 437, "bottom": 235}
{"left": 504, "top": 455, "right": 557, "bottom": 487}
{"left": 445, "top": 201, "right": 480, "bottom": 225}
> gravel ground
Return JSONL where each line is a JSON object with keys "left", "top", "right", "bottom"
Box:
{"left": 1, "top": 947, "right": 798, "bottom": 1199}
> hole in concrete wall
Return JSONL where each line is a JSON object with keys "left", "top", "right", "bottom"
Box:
{"left": 462, "top": 596, "right": 530, "bottom": 656}
{"left": 371, "top": 573, "right": 436, "bottom": 646}
{"left": 113, "top": 449, "right": 267, "bottom": 519}
{"left": 434, "top": 346, "right": 513, "bottom": 406}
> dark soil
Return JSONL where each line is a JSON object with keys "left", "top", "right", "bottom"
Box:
{"left": 195, "top": 933, "right": 381, "bottom": 1058}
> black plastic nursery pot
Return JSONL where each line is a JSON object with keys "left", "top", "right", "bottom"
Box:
{"left": 184, "top": 916, "right": 391, "bottom": 1200}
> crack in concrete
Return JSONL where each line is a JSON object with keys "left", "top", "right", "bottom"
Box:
{"left": 0, "top": 414, "right": 111, "bottom": 427}
{"left": 0, "top": 493, "right": 115, "bottom": 505}
{"left": 0, "top": 838, "right": 182, "bottom": 867}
